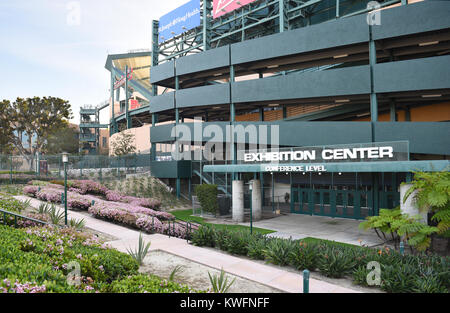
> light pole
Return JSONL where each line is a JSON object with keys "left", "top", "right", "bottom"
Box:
{"left": 62, "top": 152, "right": 69, "bottom": 226}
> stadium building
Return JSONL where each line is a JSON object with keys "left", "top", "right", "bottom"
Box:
{"left": 100, "top": 0, "right": 450, "bottom": 221}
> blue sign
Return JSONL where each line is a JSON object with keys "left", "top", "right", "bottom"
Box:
{"left": 159, "top": 0, "right": 201, "bottom": 43}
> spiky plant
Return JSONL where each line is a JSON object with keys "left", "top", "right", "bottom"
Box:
{"left": 68, "top": 218, "right": 86, "bottom": 230}
{"left": 37, "top": 203, "right": 52, "bottom": 215}
{"left": 48, "top": 206, "right": 65, "bottom": 225}
{"left": 208, "top": 268, "right": 236, "bottom": 293}
{"left": 126, "top": 233, "right": 151, "bottom": 266}
{"left": 169, "top": 265, "right": 185, "bottom": 281}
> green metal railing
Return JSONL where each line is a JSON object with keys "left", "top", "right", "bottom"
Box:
{"left": 0, "top": 208, "right": 53, "bottom": 228}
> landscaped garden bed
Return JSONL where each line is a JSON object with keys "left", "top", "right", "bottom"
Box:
{"left": 190, "top": 225, "right": 450, "bottom": 293}
{"left": 0, "top": 193, "right": 203, "bottom": 293}
{"left": 22, "top": 180, "right": 198, "bottom": 239}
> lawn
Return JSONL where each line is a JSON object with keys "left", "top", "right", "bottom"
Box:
{"left": 172, "top": 209, "right": 276, "bottom": 235}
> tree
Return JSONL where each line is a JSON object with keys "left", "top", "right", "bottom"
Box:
{"left": 3, "top": 97, "right": 72, "bottom": 167}
{"left": 44, "top": 125, "right": 80, "bottom": 155}
{"left": 403, "top": 171, "right": 450, "bottom": 238}
{"left": 111, "top": 131, "right": 136, "bottom": 156}
{"left": 0, "top": 100, "right": 13, "bottom": 154}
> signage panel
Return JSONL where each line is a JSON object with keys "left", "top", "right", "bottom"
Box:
{"left": 240, "top": 141, "right": 409, "bottom": 164}
{"left": 159, "top": 0, "right": 201, "bottom": 43}
{"left": 213, "top": 0, "right": 257, "bottom": 19}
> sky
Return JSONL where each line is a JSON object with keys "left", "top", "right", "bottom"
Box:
{"left": 0, "top": 0, "right": 188, "bottom": 124}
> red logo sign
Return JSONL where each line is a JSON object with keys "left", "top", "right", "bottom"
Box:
{"left": 213, "top": 0, "right": 257, "bottom": 19}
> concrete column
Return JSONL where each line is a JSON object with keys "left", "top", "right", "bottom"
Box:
{"left": 232, "top": 180, "right": 244, "bottom": 223}
{"left": 400, "top": 183, "right": 427, "bottom": 223}
{"left": 252, "top": 180, "right": 262, "bottom": 221}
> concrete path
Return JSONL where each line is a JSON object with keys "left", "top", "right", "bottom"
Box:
{"left": 15, "top": 195, "right": 359, "bottom": 293}
{"left": 240, "top": 213, "right": 384, "bottom": 247}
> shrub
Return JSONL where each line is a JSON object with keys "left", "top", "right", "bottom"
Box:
{"left": 0, "top": 225, "right": 139, "bottom": 293}
{"left": 289, "top": 241, "right": 319, "bottom": 271}
{"left": 106, "top": 274, "right": 202, "bottom": 293}
{"left": 263, "top": 238, "right": 297, "bottom": 266}
{"left": 23, "top": 185, "right": 39, "bottom": 197}
{"left": 214, "top": 228, "right": 230, "bottom": 251}
{"left": 403, "top": 171, "right": 450, "bottom": 238}
{"left": 380, "top": 264, "right": 418, "bottom": 293}
{"left": 412, "top": 268, "right": 448, "bottom": 293}
{"left": 224, "top": 230, "right": 252, "bottom": 255}
{"left": 352, "top": 266, "right": 371, "bottom": 287}
{"left": 247, "top": 235, "right": 269, "bottom": 260}
{"left": 360, "top": 208, "right": 439, "bottom": 251}
{"left": 317, "top": 246, "right": 358, "bottom": 278}
{"left": 136, "top": 216, "right": 164, "bottom": 234}
{"left": 195, "top": 184, "right": 218, "bottom": 215}
{"left": 191, "top": 225, "right": 216, "bottom": 247}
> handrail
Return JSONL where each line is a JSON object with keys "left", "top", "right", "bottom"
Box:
{"left": 166, "top": 217, "right": 201, "bottom": 242}
{"left": 0, "top": 208, "right": 56, "bottom": 228}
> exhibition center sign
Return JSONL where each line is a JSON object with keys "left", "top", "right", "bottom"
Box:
{"left": 241, "top": 141, "right": 409, "bottom": 172}
{"left": 159, "top": 0, "right": 201, "bottom": 43}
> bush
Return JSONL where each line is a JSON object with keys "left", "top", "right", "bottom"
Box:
{"left": 0, "top": 224, "right": 139, "bottom": 293}
{"left": 289, "top": 241, "right": 319, "bottom": 271}
{"left": 263, "top": 238, "right": 296, "bottom": 266}
{"left": 191, "top": 225, "right": 216, "bottom": 247}
{"left": 195, "top": 184, "right": 218, "bottom": 215}
{"left": 105, "top": 274, "right": 203, "bottom": 293}
{"left": 247, "top": 234, "right": 268, "bottom": 260}
{"left": 224, "top": 230, "right": 251, "bottom": 255}
{"left": 317, "top": 246, "right": 357, "bottom": 278}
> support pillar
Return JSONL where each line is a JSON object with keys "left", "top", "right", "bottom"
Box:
{"left": 232, "top": 180, "right": 244, "bottom": 223}
{"left": 400, "top": 183, "right": 427, "bottom": 223}
{"left": 176, "top": 178, "right": 181, "bottom": 199}
{"left": 251, "top": 180, "right": 262, "bottom": 221}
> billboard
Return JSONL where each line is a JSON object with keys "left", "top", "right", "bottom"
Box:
{"left": 159, "top": 0, "right": 201, "bottom": 43}
{"left": 213, "top": 0, "right": 257, "bottom": 19}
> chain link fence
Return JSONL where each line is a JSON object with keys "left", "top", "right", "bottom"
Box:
{"left": 0, "top": 153, "right": 152, "bottom": 184}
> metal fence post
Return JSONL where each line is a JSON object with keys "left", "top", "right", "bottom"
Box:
{"left": 303, "top": 269, "right": 310, "bottom": 293}
{"left": 400, "top": 241, "right": 404, "bottom": 256}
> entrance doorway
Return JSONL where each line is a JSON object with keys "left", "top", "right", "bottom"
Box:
{"left": 290, "top": 172, "right": 401, "bottom": 220}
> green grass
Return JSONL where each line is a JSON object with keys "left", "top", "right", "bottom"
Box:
{"left": 172, "top": 209, "right": 275, "bottom": 235}
{"left": 300, "top": 237, "right": 359, "bottom": 249}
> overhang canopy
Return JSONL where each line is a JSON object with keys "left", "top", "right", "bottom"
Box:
{"left": 203, "top": 160, "right": 450, "bottom": 173}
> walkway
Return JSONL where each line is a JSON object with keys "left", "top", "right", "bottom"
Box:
{"left": 15, "top": 195, "right": 359, "bottom": 293}
{"left": 239, "top": 213, "right": 384, "bottom": 247}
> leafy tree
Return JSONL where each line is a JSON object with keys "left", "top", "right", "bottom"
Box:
{"left": 4, "top": 97, "right": 72, "bottom": 160}
{"left": 44, "top": 125, "right": 80, "bottom": 155}
{"left": 403, "top": 170, "right": 450, "bottom": 238}
{"left": 111, "top": 131, "right": 136, "bottom": 156}
{"left": 0, "top": 100, "right": 13, "bottom": 154}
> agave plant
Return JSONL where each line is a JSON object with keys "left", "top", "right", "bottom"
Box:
{"left": 37, "top": 203, "right": 52, "bottom": 215}
{"left": 208, "top": 268, "right": 236, "bottom": 293}
{"left": 48, "top": 206, "right": 65, "bottom": 225}
{"left": 68, "top": 218, "right": 86, "bottom": 230}
{"left": 169, "top": 265, "right": 185, "bottom": 281}
{"left": 126, "top": 233, "right": 151, "bottom": 266}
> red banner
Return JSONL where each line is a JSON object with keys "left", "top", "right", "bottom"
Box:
{"left": 212, "top": 0, "right": 257, "bottom": 19}
{"left": 130, "top": 99, "right": 140, "bottom": 110}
